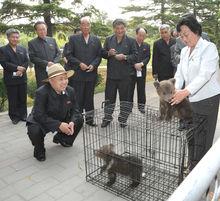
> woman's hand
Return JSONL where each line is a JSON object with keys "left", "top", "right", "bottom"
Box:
{"left": 171, "top": 89, "right": 190, "bottom": 105}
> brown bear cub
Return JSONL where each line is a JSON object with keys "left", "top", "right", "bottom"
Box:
{"left": 153, "top": 78, "right": 193, "bottom": 128}
{"left": 94, "top": 144, "right": 143, "bottom": 188}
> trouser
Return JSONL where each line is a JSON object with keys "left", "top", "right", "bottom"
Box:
{"left": 27, "top": 121, "right": 83, "bottom": 147}
{"left": 103, "top": 78, "right": 131, "bottom": 123}
{"left": 70, "top": 80, "right": 96, "bottom": 122}
{"left": 6, "top": 84, "right": 27, "bottom": 121}
{"left": 158, "top": 75, "right": 173, "bottom": 82}
{"left": 188, "top": 94, "right": 220, "bottom": 170}
{"left": 128, "top": 75, "right": 146, "bottom": 109}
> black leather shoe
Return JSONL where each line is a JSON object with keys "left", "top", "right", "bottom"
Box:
{"left": 101, "top": 120, "right": 110, "bottom": 128}
{"left": 139, "top": 108, "right": 145, "bottom": 114}
{"left": 12, "top": 119, "right": 19, "bottom": 125}
{"left": 20, "top": 117, "right": 27, "bottom": 122}
{"left": 86, "top": 122, "right": 97, "bottom": 127}
{"left": 34, "top": 146, "right": 46, "bottom": 162}
{"left": 53, "top": 135, "right": 72, "bottom": 147}
{"left": 120, "top": 122, "right": 127, "bottom": 128}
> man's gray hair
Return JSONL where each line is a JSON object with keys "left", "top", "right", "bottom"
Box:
{"left": 113, "top": 19, "right": 126, "bottom": 28}
{"left": 80, "top": 16, "right": 91, "bottom": 24}
{"left": 6, "top": 28, "right": 20, "bottom": 38}
{"left": 159, "top": 24, "right": 170, "bottom": 31}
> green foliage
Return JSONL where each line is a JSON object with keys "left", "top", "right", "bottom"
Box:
{"left": 0, "top": 71, "right": 7, "bottom": 112}
{"left": 27, "top": 71, "right": 37, "bottom": 99}
{"left": 95, "top": 73, "right": 103, "bottom": 87}
{"left": 0, "top": 0, "right": 111, "bottom": 38}
{"left": 123, "top": 0, "right": 220, "bottom": 51}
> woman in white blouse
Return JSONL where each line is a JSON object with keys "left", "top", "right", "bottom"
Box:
{"left": 171, "top": 15, "right": 220, "bottom": 170}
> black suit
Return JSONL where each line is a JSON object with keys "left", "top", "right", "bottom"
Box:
{"left": 129, "top": 41, "right": 150, "bottom": 108}
{"left": 152, "top": 38, "right": 176, "bottom": 81}
{"left": 0, "top": 44, "right": 28, "bottom": 121}
{"left": 27, "top": 84, "right": 83, "bottom": 146}
{"left": 66, "top": 33, "right": 102, "bottom": 122}
{"left": 28, "top": 37, "right": 61, "bottom": 87}
{"left": 102, "top": 35, "right": 137, "bottom": 123}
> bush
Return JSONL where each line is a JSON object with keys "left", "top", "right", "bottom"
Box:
{"left": 96, "top": 73, "right": 103, "bottom": 87}
{"left": 27, "top": 71, "right": 37, "bottom": 99}
{"left": 0, "top": 71, "right": 7, "bottom": 112}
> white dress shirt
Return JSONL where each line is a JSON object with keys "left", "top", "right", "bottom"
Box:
{"left": 175, "top": 37, "right": 220, "bottom": 102}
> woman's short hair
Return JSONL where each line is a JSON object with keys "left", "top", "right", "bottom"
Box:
{"left": 176, "top": 16, "right": 202, "bottom": 36}
{"left": 5, "top": 28, "right": 20, "bottom": 38}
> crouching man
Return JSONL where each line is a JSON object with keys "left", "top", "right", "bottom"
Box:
{"left": 26, "top": 63, "right": 83, "bottom": 161}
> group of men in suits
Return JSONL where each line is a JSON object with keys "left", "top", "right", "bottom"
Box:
{"left": 0, "top": 17, "right": 179, "bottom": 161}
{"left": 0, "top": 17, "right": 152, "bottom": 128}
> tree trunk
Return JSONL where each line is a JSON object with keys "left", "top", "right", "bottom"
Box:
{"left": 193, "top": 0, "right": 196, "bottom": 17}
{"left": 161, "top": 0, "right": 165, "bottom": 24}
{"left": 43, "top": 0, "right": 53, "bottom": 37}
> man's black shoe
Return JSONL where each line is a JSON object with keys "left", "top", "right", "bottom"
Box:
{"left": 34, "top": 146, "right": 46, "bottom": 162}
{"left": 139, "top": 108, "right": 145, "bottom": 114}
{"left": 12, "top": 119, "right": 19, "bottom": 125}
{"left": 101, "top": 120, "right": 110, "bottom": 128}
{"left": 86, "top": 122, "right": 97, "bottom": 127}
{"left": 20, "top": 117, "right": 27, "bottom": 122}
{"left": 120, "top": 122, "right": 127, "bottom": 128}
{"left": 53, "top": 134, "right": 72, "bottom": 147}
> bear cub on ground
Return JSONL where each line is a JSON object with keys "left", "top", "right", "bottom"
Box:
{"left": 153, "top": 78, "right": 193, "bottom": 123}
{"left": 94, "top": 144, "right": 143, "bottom": 188}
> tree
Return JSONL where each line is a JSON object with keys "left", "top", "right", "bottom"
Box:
{"left": 0, "top": 0, "right": 77, "bottom": 36}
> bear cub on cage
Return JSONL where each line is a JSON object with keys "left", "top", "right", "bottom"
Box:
{"left": 94, "top": 144, "right": 143, "bottom": 188}
{"left": 153, "top": 78, "right": 193, "bottom": 123}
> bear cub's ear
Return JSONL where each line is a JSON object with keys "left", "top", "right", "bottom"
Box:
{"left": 169, "top": 78, "right": 176, "bottom": 85}
{"left": 153, "top": 81, "right": 160, "bottom": 89}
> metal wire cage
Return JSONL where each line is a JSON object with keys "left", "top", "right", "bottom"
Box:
{"left": 83, "top": 102, "right": 207, "bottom": 201}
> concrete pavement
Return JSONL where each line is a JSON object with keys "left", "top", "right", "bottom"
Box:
{"left": 0, "top": 82, "right": 219, "bottom": 201}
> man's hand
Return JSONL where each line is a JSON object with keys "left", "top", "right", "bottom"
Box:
{"left": 80, "top": 63, "right": 89, "bottom": 71}
{"left": 59, "top": 122, "right": 72, "bottom": 135}
{"left": 48, "top": 61, "right": 54, "bottom": 67}
{"left": 68, "top": 122, "right": 74, "bottom": 135}
{"left": 86, "top": 65, "right": 94, "bottom": 72}
{"left": 108, "top": 48, "right": 117, "bottom": 57}
{"left": 115, "top": 54, "right": 126, "bottom": 61}
{"left": 16, "top": 71, "right": 23, "bottom": 77}
{"left": 134, "top": 63, "right": 143, "bottom": 71}
{"left": 17, "top": 66, "right": 26, "bottom": 73}
{"left": 63, "top": 57, "right": 68, "bottom": 64}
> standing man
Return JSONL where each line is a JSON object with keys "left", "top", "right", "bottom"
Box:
{"left": 28, "top": 21, "right": 61, "bottom": 88}
{"left": 63, "top": 28, "right": 81, "bottom": 87}
{"left": 101, "top": 19, "right": 137, "bottom": 128}
{"left": 66, "top": 17, "right": 102, "bottom": 126}
{"left": 0, "top": 28, "right": 28, "bottom": 124}
{"left": 152, "top": 24, "right": 176, "bottom": 81}
{"left": 128, "top": 27, "right": 150, "bottom": 113}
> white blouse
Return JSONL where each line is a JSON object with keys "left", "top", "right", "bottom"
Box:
{"left": 175, "top": 37, "right": 220, "bottom": 102}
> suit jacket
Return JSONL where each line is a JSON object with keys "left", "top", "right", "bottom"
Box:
{"left": 28, "top": 37, "right": 61, "bottom": 86}
{"left": 0, "top": 44, "right": 28, "bottom": 86}
{"left": 27, "top": 84, "right": 83, "bottom": 134}
{"left": 152, "top": 38, "right": 176, "bottom": 80}
{"left": 133, "top": 41, "right": 150, "bottom": 78}
{"left": 102, "top": 35, "right": 138, "bottom": 80}
{"left": 66, "top": 34, "right": 102, "bottom": 81}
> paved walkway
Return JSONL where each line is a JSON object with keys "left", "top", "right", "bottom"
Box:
{"left": 0, "top": 82, "right": 219, "bottom": 201}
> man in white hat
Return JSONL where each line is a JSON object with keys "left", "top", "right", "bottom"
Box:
{"left": 26, "top": 64, "right": 83, "bottom": 161}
